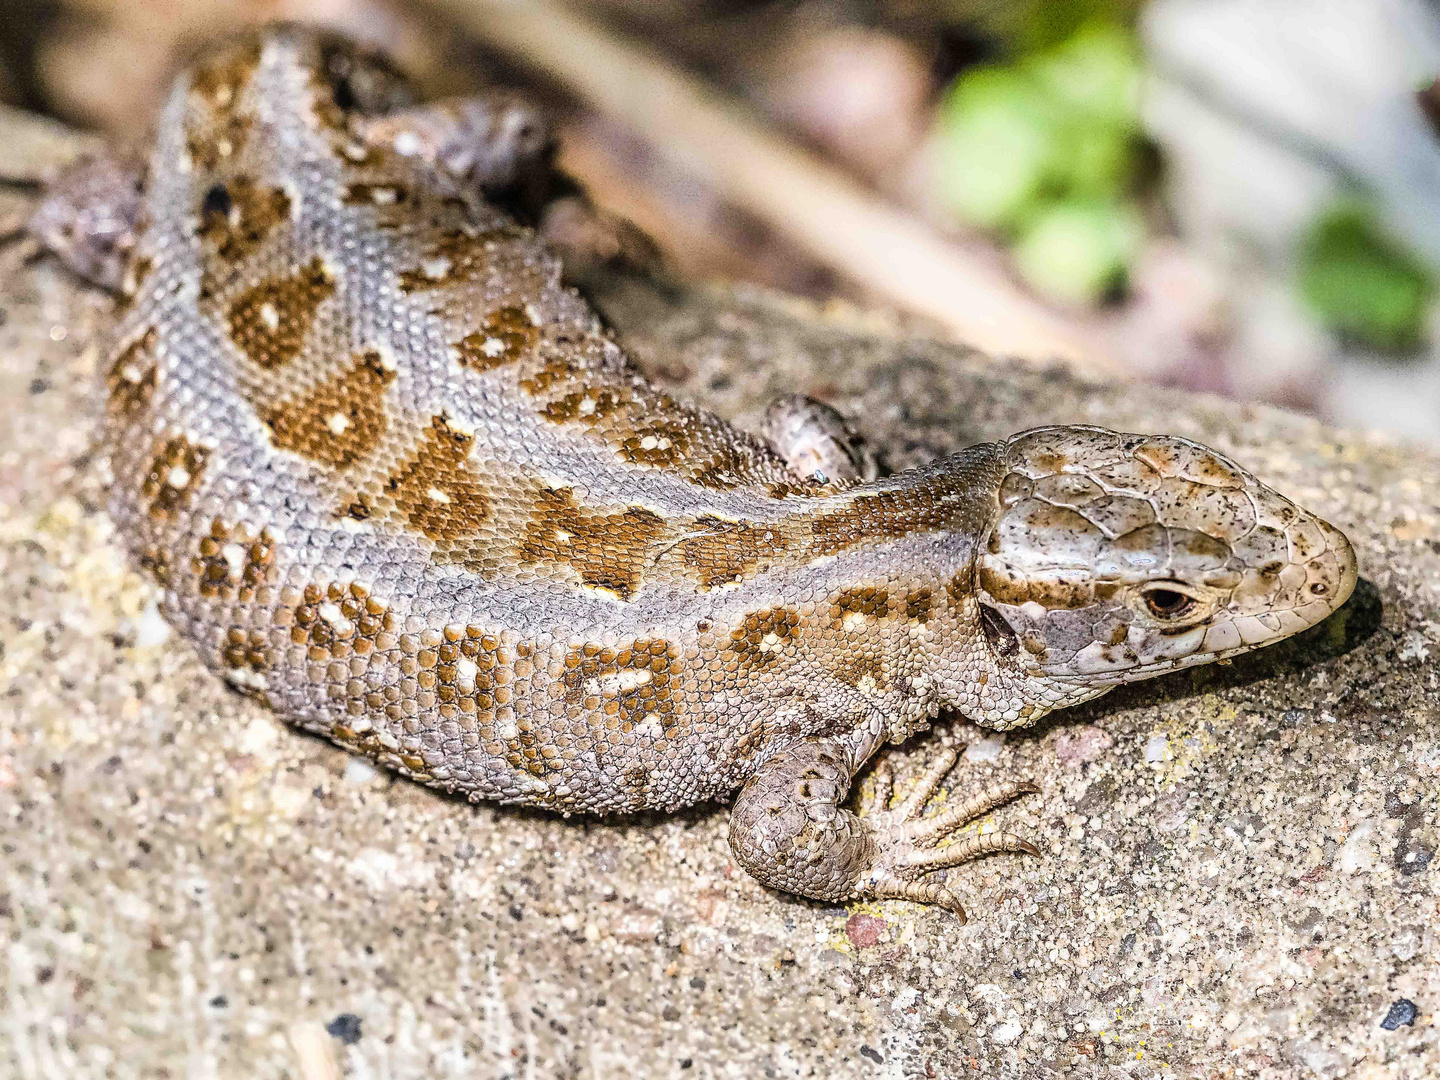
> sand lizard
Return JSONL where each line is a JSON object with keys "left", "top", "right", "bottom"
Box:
{"left": 31, "top": 26, "right": 1357, "bottom": 918}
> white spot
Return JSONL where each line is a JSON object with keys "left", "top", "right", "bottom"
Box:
{"left": 758, "top": 633, "right": 783, "bottom": 654}
{"left": 426, "top": 486, "right": 451, "bottom": 504}
{"left": 455, "top": 657, "right": 478, "bottom": 689}
{"left": 600, "top": 669, "right": 652, "bottom": 695}
{"left": 318, "top": 603, "right": 353, "bottom": 636}
{"left": 216, "top": 137, "right": 233, "bottom": 158}
{"left": 498, "top": 720, "right": 520, "bottom": 740}
{"left": 392, "top": 131, "right": 422, "bottom": 156}
{"left": 1020, "top": 600, "right": 1048, "bottom": 622}
{"left": 481, "top": 337, "right": 507, "bottom": 357}
{"left": 370, "top": 186, "right": 399, "bottom": 206}
{"left": 224, "top": 668, "right": 268, "bottom": 692}
{"left": 1144, "top": 735, "right": 1172, "bottom": 764}
{"left": 370, "top": 342, "right": 399, "bottom": 372}
{"left": 553, "top": 529, "right": 572, "bottom": 544}
{"left": 524, "top": 303, "right": 542, "bottom": 325}
{"left": 258, "top": 302, "right": 280, "bottom": 331}
{"left": 577, "top": 397, "right": 597, "bottom": 417}
{"left": 221, "top": 542, "right": 246, "bottom": 580}
{"left": 166, "top": 466, "right": 191, "bottom": 489}
{"left": 326, "top": 411, "right": 351, "bottom": 435}
{"left": 338, "top": 515, "right": 368, "bottom": 534}
{"left": 855, "top": 675, "right": 878, "bottom": 696}
{"left": 343, "top": 141, "right": 370, "bottom": 161}
{"left": 445, "top": 415, "right": 476, "bottom": 438}
{"left": 635, "top": 713, "right": 665, "bottom": 739}
{"left": 421, "top": 257, "right": 451, "bottom": 280}
{"left": 119, "top": 363, "right": 145, "bottom": 385}
{"left": 841, "top": 611, "right": 868, "bottom": 630}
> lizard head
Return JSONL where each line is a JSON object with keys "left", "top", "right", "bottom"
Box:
{"left": 967, "top": 426, "right": 1356, "bottom": 711}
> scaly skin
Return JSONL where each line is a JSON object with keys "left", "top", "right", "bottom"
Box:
{"left": 34, "top": 27, "right": 1357, "bottom": 917}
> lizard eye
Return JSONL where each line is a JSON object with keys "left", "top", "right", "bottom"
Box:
{"left": 1141, "top": 584, "right": 1198, "bottom": 620}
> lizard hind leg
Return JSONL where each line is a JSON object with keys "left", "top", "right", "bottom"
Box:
{"left": 728, "top": 737, "right": 1040, "bottom": 919}
{"left": 763, "top": 393, "right": 879, "bottom": 485}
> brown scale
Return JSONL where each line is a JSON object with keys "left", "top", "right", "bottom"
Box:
{"left": 225, "top": 257, "right": 336, "bottom": 369}
{"left": 141, "top": 435, "right": 209, "bottom": 520}
{"left": 197, "top": 176, "right": 291, "bottom": 267}
{"left": 727, "top": 608, "right": 801, "bottom": 670}
{"left": 810, "top": 471, "right": 993, "bottom": 557}
{"left": 518, "top": 487, "right": 666, "bottom": 600}
{"left": 904, "top": 586, "right": 934, "bottom": 622}
{"left": 117, "top": 252, "right": 154, "bottom": 310}
{"left": 188, "top": 36, "right": 261, "bottom": 115}
{"left": 260, "top": 349, "right": 395, "bottom": 469}
{"left": 221, "top": 627, "right": 270, "bottom": 674}
{"left": 288, "top": 582, "right": 399, "bottom": 668}
{"left": 562, "top": 639, "right": 683, "bottom": 740}
{"left": 453, "top": 306, "right": 539, "bottom": 371}
{"left": 381, "top": 415, "right": 493, "bottom": 552}
{"left": 829, "top": 587, "right": 892, "bottom": 625}
{"left": 192, "top": 518, "right": 277, "bottom": 601}
{"left": 186, "top": 112, "right": 253, "bottom": 173}
{"left": 105, "top": 327, "right": 157, "bottom": 418}
{"left": 137, "top": 546, "right": 171, "bottom": 586}
{"left": 676, "top": 516, "right": 781, "bottom": 590}
{"left": 396, "top": 227, "right": 527, "bottom": 293}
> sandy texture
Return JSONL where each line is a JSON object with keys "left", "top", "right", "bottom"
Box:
{"left": 1, "top": 114, "right": 1436, "bottom": 1078}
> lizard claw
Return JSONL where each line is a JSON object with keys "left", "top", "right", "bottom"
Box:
{"left": 854, "top": 748, "right": 1042, "bottom": 914}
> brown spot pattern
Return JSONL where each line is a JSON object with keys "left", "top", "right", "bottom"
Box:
{"left": 453, "top": 306, "right": 539, "bottom": 371}
{"left": 226, "top": 257, "right": 335, "bottom": 369}
{"left": 138, "top": 546, "right": 171, "bottom": 586}
{"left": 384, "top": 415, "right": 491, "bottom": 546}
{"left": 829, "top": 587, "right": 891, "bottom": 628}
{"left": 261, "top": 349, "right": 395, "bottom": 468}
{"left": 905, "top": 587, "right": 934, "bottom": 622}
{"left": 397, "top": 228, "right": 523, "bottom": 292}
{"left": 198, "top": 176, "right": 291, "bottom": 265}
{"left": 189, "top": 37, "right": 261, "bottom": 113}
{"left": 187, "top": 113, "right": 253, "bottom": 172}
{"left": 728, "top": 608, "right": 800, "bottom": 669}
{"left": 810, "top": 478, "right": 974, "bottom": 557}
{"left": 193, "top": 518, "right": 277, "bottom": 600}
{"left": 141, "top": 435, "right": 209, "bottom": 520}
{"left": 105, "top": 328, "right": 158, "bottom": 418}
{"left": 289, "top": 582, "right": 398, "bottom": 663}
{"left": 519, "top": 488, "right": 665, "bottom": 600}
{"left": 563, "top": 640, "right": 683, "bottom": 745}
{"left": 222, "top": 628, "right": 269, "bottom": 673}
{"left": 678, "top": 516, "right": 780, "bottom": 589}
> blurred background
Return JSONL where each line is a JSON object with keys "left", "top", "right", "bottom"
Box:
{"left": 2, "top": 0, "right": 1438, "bottom": 445}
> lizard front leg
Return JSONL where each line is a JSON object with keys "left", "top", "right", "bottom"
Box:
{"left": 729, "top": 735, "right": 1038, "bottom": 920}
{"left": 28, "top": 152, "right": 147, "bottom": 291}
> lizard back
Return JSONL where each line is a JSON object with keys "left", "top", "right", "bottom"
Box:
{"left": 104, "top": 28, "right": 1000, "bottom": 812}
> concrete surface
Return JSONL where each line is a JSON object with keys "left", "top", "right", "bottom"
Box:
{"left": 0, "top": 114, "right": 1436, "bottom": 1079}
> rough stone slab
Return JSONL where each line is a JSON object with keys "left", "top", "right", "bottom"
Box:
{"left": 0, "top": 113, "right": 1436, "bottom": 1079}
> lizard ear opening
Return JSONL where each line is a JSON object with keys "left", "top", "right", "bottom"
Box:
{"left": 979, "top": 603, "right": 1019, "bottom": 659}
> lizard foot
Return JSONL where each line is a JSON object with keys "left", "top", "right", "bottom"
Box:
{"left": 853, "top": 748, "right": 1040, "bottom": 921}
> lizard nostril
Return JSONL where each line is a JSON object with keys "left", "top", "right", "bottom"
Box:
{"left": 1310, "top": 582, "right": 1329, "bottom": 595}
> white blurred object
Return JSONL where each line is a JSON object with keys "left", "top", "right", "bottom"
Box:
{"left": 1144, "top": 0, "right": 1440, "bottom": 442}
